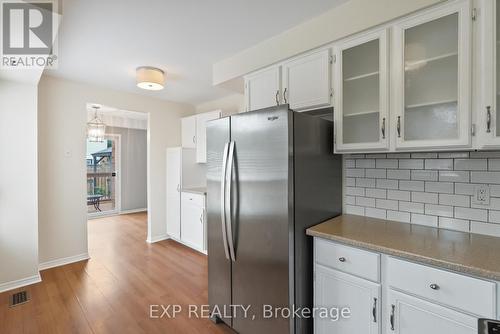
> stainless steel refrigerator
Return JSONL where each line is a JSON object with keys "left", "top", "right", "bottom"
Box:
{"left": 207, "top": 105, "right": 342, "bottom": 334}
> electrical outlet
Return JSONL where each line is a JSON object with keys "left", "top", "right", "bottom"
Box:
{"left": 473, "top": 184, "right": 490, "bottom": 205}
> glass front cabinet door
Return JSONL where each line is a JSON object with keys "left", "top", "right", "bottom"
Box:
{"left": 392, "top": 1, "right": 472, "bottom": 150}
{"left": 334, "top": 29, "right": 390, "bottom": 152}
{"left": 478, "top": 0, "right": 500, "bottom": 148}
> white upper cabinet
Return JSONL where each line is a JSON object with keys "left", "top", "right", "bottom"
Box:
{"left": 391, "top": 1, "right": 472, "bottom": 151}
{"left": 477, "top": 0, "right": 500, "bottom": 148}
{"left": 244, "top": 65, "right": 281, "bottom": 112}
{"left": 181, "top": 111, "right": 221, "bottom": 163}
{"left": 282, "top": 49, "right": 332, "bottom": 111}
{"left": 181, "top": 115, "right": 197, "bottom": 149}
{"left": 334, "top": 29, "right": 390, "bottom": 152}
{"left": 195, "top": 110, "right": 221, "bottom": 163}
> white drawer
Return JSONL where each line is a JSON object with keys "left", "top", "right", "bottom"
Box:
{"left": 387, "top": 257, "right": 496, "bottom": 318}
{"left": 181, "top": 192, "right": 205, "bottom": 208}
{"left": 314, "top": 238, "right": 380, "bottom": 282}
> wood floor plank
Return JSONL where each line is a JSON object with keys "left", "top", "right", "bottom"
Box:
{"left": 0, "top": 212, "right": 234, "bottom": 333}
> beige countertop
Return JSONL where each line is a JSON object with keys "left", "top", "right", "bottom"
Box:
{"left": 181, "top": 187, "right": 207, "bottom": 195}
{"left": 307, "top": 214, "right": 500, "bottom": 281}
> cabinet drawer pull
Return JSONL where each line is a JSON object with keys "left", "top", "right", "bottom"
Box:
{"left": 397, "top": 116, "right": 401, "bottom": 138}
{"left": 487, "top": 106, "right": 492, "bottom": 133}
{"left": 381, "top": 117, "right": 386, "bottom": 139}
{"left": 338, "top": 257, "right": 346, "bottom": 262}
{"left": 390, "top": 304, "right": 395, "bottom": 331}
{"left": 275, "top": 90, "right": 280, "bottom": 106}
{"left": 372, "top": 298, "right": 377, "bottom": 323}
{"left": 430, "top": 283, "right": 440, "bottom": 290}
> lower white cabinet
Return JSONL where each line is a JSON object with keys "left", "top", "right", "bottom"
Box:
{"left": 314, "top": 264, "right": 381, "bottom": 334}
{"left": 180, "top": 192, "right": 205, "bottom": 252}
{"left": 313, "top": 238, "right": 497, "bottom": 334}
{"left": 387, "top": 289, "right": 476, "bottom": 334}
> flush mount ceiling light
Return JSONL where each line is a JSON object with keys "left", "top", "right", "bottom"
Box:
{"left": 87, "top": 105, "right": 106, "bottom": 142}
{"left": 136, "top": 66, "right": 165, "bottom": 90}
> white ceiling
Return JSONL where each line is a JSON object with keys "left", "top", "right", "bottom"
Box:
{"left": 45, "top": 0, "right": 347, "bottom": 105}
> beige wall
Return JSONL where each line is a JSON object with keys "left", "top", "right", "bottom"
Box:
{"left": 213, "top": 0, "right": 445, "bottom": 85}
{"left": 195, "top": 93, "right": 245, "bottom": 117}
{"left": 0, "top": 80, "right": 40, "bottom": 291}
{"left": 38, "top": 75, "right": 195, "bottom": 265}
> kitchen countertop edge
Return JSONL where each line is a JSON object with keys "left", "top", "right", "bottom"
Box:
{"left": 307, "top": 215, "right": 500, "bottom": 281}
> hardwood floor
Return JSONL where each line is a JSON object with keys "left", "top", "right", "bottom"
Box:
{"left": 0, "top": 212, "right": 234, "bottom": 334}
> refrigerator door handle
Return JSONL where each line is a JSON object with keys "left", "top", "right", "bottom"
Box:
{"left": 225, "top": 141, "right": 236, "bottom": 262}
{"left": 220, "top": 142, "right": 230, "bottom": 260}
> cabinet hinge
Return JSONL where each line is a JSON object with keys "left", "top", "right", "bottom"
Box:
{"left": 472, "top": 7, "right": 477, "bottom": 21}
{"left": 471, "top": 124, "right": 476, "bottom": 136}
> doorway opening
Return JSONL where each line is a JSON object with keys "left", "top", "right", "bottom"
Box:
{"left": 86, "top": 103, "right": 148, "bottom": 220}
{"left": 86, "top": 135, "right": 121, "bottom": 216}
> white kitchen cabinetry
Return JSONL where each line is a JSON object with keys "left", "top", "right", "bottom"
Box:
{"left": 477, "top": 0, "right": 500, "bottom": 148}
{"left": 334, "top": 29, "right": 390, "bottom": 152}
{"left": 195, "top": 110, "right": 221, "bottom": 163}
{"left": 313, "top": 238, "right": 496, "bottom": 334}
{"left": 282, "top": 49, "right": 332, "bottom": 111}
{"left": 181, "top": 115, "right": 197, "bottom": 149}
{"left": 314, "top": 264, "right": 381, "bottom": 334}
{"left": 166, "top": 148, "right": 206, "bottom": 250}
{"left": 245, "top": 65, "right": 282, "bottom": 112}
{"left": 392, "top": 1, "right": 472, "bottom": 151}
{"left": 181, "top": 192, "right": 205, "bottom": 252}
{"left": 166, "top": 148, "right": 182, "bottom": 240}
{"left": 387, "top": 289, "right": 476, "bottom": 334}
{"left": 181, "top": 110, "right": 221, "bottom": 162}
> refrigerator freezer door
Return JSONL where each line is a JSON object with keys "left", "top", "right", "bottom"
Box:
{"left": 230, "top": 108, "right": 292, "bottom": 334}
{"left": 207, "top": 117, "right": 232, "bottom": 326}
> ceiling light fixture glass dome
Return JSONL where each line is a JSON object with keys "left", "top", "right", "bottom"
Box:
{"left": 136, "top": 66, "right": 165, "bottom": 90}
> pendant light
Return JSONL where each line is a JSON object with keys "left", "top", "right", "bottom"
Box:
{"left": 87, "top": 105, "right": 106, "bottom": 142}
{"left": 136, "top": 66, "right": 165, "bottom": 90}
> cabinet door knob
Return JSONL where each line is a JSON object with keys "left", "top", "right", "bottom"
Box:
{"left": 430, "top": 283, "right": 440, "bottom": 290}
{"left": 338, "top": 257, "right": 346, "bottom": 262}
{"left": 487, "top": 106, "right": 492, "bottom": 133}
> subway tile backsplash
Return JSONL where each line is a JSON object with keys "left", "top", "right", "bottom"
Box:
{"left": 343, "top": 152, "right": 500, "bottom": 237}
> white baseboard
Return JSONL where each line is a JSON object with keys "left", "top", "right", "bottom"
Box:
{"left": 0, "top": 273, "right": 42, "bottom": 294}
{"left": 39, "top": 253, "right": 90, "bottom": 271}
{"left": 120, "top": 208, "right": 147, "bottom": 215}
{"left": 146, "top": 234, "right": 169, "bottom": 243}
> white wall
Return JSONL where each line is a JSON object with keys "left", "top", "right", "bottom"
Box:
{"left": 0, "top": 80, "right": 40, "bottom": 291}
{"left": 195, "top": 93, "right": 244, "bottom": 117}
{"left": 213, "top": 0, "right": 445, "bottom": 84}
{"left": 38, "top": 75, "right": 195, "bottom": 265}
